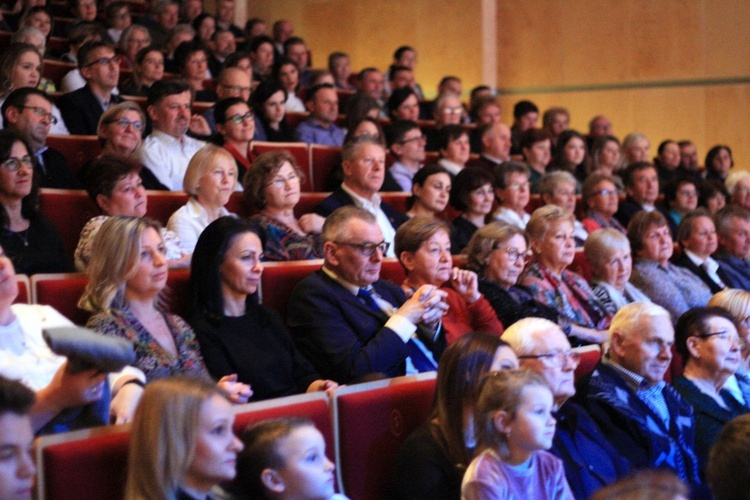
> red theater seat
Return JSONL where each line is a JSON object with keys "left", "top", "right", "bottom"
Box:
{"left": 45, "top": 136, "right": 103, "bottom": 175}
{"left": 380, "top": 259, "right": 406, "bottom": 285}
{"left": 144, "top": 191, "right": 189, "bottom": 226}
{"left": 333, "top": 374, "right": 437, "bottom": 500}
{"left": 163, "top": 268, "right": 190, "bottom": 318}
{"left": 573, "top": 345, "right": 602, "bottom": 382}
{"left": 39, "top": 189, "right": 101, "bottom": 260}
{"left": 251, "top": 141, "right": 312, "bottom": 192}
{"left": 295, "top": 192, "right": 329, "bottom": 217}
{"left": 568, "top": 249, "right": 592, "bottom": 281}
{"left": 31, "top": 273, "right": 90, "bottom": 325}
{"left": 47, "top": 37, "right": 68, "bottom": 55}
{"left": 15, "top": 275, "right": 30, "bottom": 304}
{"left": 310, "top": 145, "right": 341, "bottom": 192}
{"left": 259, "top": 260, "right": 322, "bottom": 317}
{"left": 285, "top": 111, "right": 309, "bottom": 130}
{"left": 381, "top": 192, "right": 409, "bottom": 214}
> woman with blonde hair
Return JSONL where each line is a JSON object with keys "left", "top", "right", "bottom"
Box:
{"left": 97, "top": 102, "right": 146, "bottom": 158}
{"left": 125, "top": 376, "right": 244, "bottom": 499}
{"left": 81, "top": 217, "right": 251, "bottom": 405}
{"left": 167, "top": 144, "right": 238, "bottom": 254}
{"left": 709, "top": 288, "right": 750, "bottom": 406}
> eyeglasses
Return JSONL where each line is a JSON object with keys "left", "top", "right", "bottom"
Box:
{"left": 225, "top": 111, "right": 255, "bottom": 125}
{"left": 219, "top": 84, "right": 252, "bottom": 93}
{"left": 334, "top": 240, "right": 390, "bottom": 257}
{"left": 110, "top": 118, "right": 143, "bottom": 130}
{"left": 442, "top": 106, "right": 463, "bottom": 115}
{"left": 696, "top": 330, "right": 743, "bottom": 345}
{"left": 518, "top": 350, "right": 581, "bottom": 368}
{"left": 18, "top": 106, "right": 58, "bottom": 125}
{"left": 265, "top": 172, "right": 299, "bottom": 188}
{"left": 499, "top": 246, "right": 529, "bottom": 264}
{"left": 1, "top": 155, "right": 33, "bottom": 171}
{"left": 399, "top": 135, "right": 426, "bottom": 145}
{"left": 84, "top": 55, "right": 120, "bottom": 67}
{"left": 678, "top": 189, "right": 698, "bottom": 197}
{"left": 595, "top": 189, "right": 618, "bottom": 197}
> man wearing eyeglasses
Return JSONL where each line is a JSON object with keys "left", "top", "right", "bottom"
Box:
{"left": 287, "top": 206, "right": 449, "bottom": 384}
{"left": 503, "top": 317, "right": 630, "bottom": 499}
{"left": 56, "top": 41, "right": 122, "bottom": 135}
{"left": 1, "top": 88, "right": 80, "bottom": 189}
{"left": 577, "top": 302, "right": 703, "bottom": 489}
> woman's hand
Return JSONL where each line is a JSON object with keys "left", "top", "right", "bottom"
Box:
{"left": 397, "top": 285, "right": 449, "bottom": 325}
{"left": 217, "top": 374, "right": 253, "bottom": 404}
{"left": 298, "top": 214, "right": 325, "bottom": 234}
{"left": 306, "top": 379, "right": 338, "bottom": 395}
{"left": 109, "top": 381, "right": 144, "bottom": 425}
{"left": 189, "top": 114, "right": 212, "bottom": 136}
{"left": 449, "top": 267, "right": 481, "bottom": 304}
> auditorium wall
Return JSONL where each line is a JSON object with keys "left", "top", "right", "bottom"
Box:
{"left": 247, "top": 0, "right": 750, "bottom": 168}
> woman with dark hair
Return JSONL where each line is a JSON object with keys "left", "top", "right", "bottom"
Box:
{"left": 250, "top": 80, "right": 294, "bottom": 142}
{"left": 663, "top": 178, "right": 698, "bottom": 230}
{"left": 192, "top": 12, "right": 215, "bottom": 45}
{"left": 698, "top": 180, "right": 728, "bottom": 215}
{"left": 0, "top": 130, "right": 70, "bottom": 274}
{"left": 520, "top": 128, "right": 552, "bottom": 193}
{"left": 343, "top": 92, "right": 380, "bottom": 131}
{"left": 391, "top": 332, "right": 518, "bottom": 500}
{"left": 244, "top": 150, "right": 324, "bottom": 261}
{"left": 274, "top": 57, "right": 305, "bottom": 112}
{"left": 174, "top": 40, "right": 216, "bottom": 102}
{"left": 406, "top": 165, "right": 451, "bottom": 219}
{"left": 342, "top": 116, "right": 385, "bottom": 147}
{"left": 705, "top": 145, "right": 734, "bottom": 183}
{"left": 214, "top": 97, "right": 255, "bottom": 180}
{"left": 18, "top": 6, "right": 53, "bottom": 41}
{"left": 654, "top": 139, "right": 682, "bottom": 190}
{"left": 449, "top": 166, "right": 495, "bottom": 253}
{"left": 437, "top": 125, "right": 470, "bottom": 178}
{"left": 188, "top": 216, "right": 336, "bottom": 400}
{"left": 547, "top": 129, "right": 588, "bottom": 187}
{"left": 387, "top": 86, "right": 420, "bottom": 122}
{"left": 589, "top": 134, "right": 625, "bottom": 191}
{"left": 580, "top": 173, "right": 625, "bottom": 233}
{"left": 119, "top": 46, "right": 163, "bottom": 97}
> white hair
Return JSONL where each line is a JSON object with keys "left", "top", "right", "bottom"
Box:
{"left": 502, "top": 317, "right": 563, "bottom": 356}
{"left": 609, "top": 301, "right": 671, "bottom": 342}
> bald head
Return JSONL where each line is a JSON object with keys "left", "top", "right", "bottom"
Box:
{"left": 217, "top": 67, "right": 251, "bottom": 101}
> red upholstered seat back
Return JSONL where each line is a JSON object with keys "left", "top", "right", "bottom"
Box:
{"left": 41, "top": 59, "right": 77, "bottom": 88}
{"left": 380, "top": 259, "right": 406, "bottom": 286}
{"left": 568, "top": 249, "right": 592, "bottom": 281}
{"left": 574, "top": 346, "right": 602, "bottom": 382}
{"left": 144, "top": 191, "right": 190, "bottom": 226}
{"left": 251, "top": 141, "right": 313, "bottom": 192}
{"left": 163, "top": 269, "right": 191, "bottom": 318}
{"left": 39, "top": 189, "right": 101, "bottom": 261}
{"left": 310, "top": 145, "right": 342, "bottom": 192}
{"left": 259, "top": 260, "right": 321, "bottom": 318}
{"left": 15, "top": 275, "right": 30, "bottom": 304}
{"left": 31, "top": 273, "right": 90, "bottom": 325}
{"left": 334, "top": 376, "right": 437, "bottom": 500}
{"left": 294, "top": 192, "right": 329, "bottom": 218}
{"left": 380, "top": 192, "right": 409, "bottom": 213}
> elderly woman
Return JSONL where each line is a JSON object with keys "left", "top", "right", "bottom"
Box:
{"left": 705, "top": 145, "right": 734, "bottom": 183}
{"left": 167, "top": 145, "right": 238, "bottom": 254}
{"left": 118, "top": 24, "right": 150, "bottom": 70}
{"left": 581, "top": 172, "right": 626, "bottom": 234}
{"left": 174, "top": 40, "right": 216, "bottom": 102}
{"left": 250, "top": 80, "right": 294, "bottom": 142}
{"left": 664, "top": 178, "right": 699, "bottom": 230}
{"left": 75, "top": 155, "right": 188, "bottom": 270}
{"left": 589, "top": 135, "right": 625, "bottom": 191}
{"left": 80, "top": 217, "right": 251, "bottom": 406}
{"left": 189, "top": 217, "right": 336, "bottom": 400}
{"left": 547, "top": 129, "right": 588, "bottom": 186}
{"left": 492, "top": 161, "right": 531, "bottom": 229}
{"left": 699, "top": 180, "right": 728, "bottom": 215}
{"left": 274, "top": 57, "right": 305, "bottom": 112}
{"left": 539, "top": 171, "right": 587, "bottom": 245}
{"left": 709, "top": 289, "right": 750, "bottom": 406}
{"left": 391, "top": 332, "right": 518, "bottom": 500}
{"left": 674, "top": 307, "right": 746, "bottom": 473}
{"left": 387, "top": 87, "right": 420, "bottom": 122}
{"left": 119, "top": 46, "right": 163, "bottom": 97}
{"left": 628, "top": 210, "right": 712, "bottom": 321}
{"left": 406, "top": 165, "right": 451, "bottom": 219}
{"left": 437, "top": 125, "right": 471, "bottom": 178}
{"left": 0, "top": 130, "right": 71, "bottom": 274}
{"left": 520, "top": 128, "right": 552, "bottom": 193}
{"left": 521, "top": 205, "right": 612, "bottom": 345}
{"left": 395, "top": 217, "right": 503, "bottom": 344}
{"left": 425, "top": 92, "right": 464, "bottom": 151}
{"left": 673, "top": 209, "right": 727, "bottom": 294}
{"left": 449, "top": 166, "right": 495, "bottom": 253}
{"left": 726, "top": 171, "right": 750, "bottom": 212}
{"left": 622, "top": 132, "right": 650, "bottom": 166}
{"left": 245, "top": 150, "right": 324, "bottom": 261}
{"left": 584, "top": 228, "right": 651, "bottom": 313}
{"left": 214, "top": 97, "right": 255, "bottom": 181}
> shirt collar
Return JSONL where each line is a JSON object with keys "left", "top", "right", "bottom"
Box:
{"left": 341, "top": 182, "right": 381, "bottom": 209}
{"left": 601, "top": 354, "right": 666, "bottom": 393}
{"left": 322, "top": 265, "right": 365, "bottom": 296}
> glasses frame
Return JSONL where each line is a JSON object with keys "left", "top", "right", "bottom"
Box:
{"left": 333, "top": 240, "right": 390, "bottom": 257}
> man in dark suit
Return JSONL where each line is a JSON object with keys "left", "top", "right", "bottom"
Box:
{"left": 474, "top": 122, "right": 511, "bottom": 173}
{"left": 713, "top": 205, "right": 750, "bottom": 291}
{"left": 614, "top": 162, "right": 671, "bottom": 229}
{"left": 673, "top": 209, "right": 731, "bottom": 293}
{"left": 314, "top": 136, "right": 408, "bottom": 257}
{"left": 1, "top": 88, "right": 81, "bottom": 189}
{"left": 56, "top": 41, "right": 122, "bottom": 135}
{"left": 287, "top": 207, "right": 448, "bottom": 384}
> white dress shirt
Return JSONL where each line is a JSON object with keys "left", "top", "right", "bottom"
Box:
{"left": 167, "top": 197, "right": 236, "bottom": 254}
{"left": 340, "top": 183, "right": 397, "bottom": 257}
{"left": 138, "top": 130, "right": 206, "bottom": 191}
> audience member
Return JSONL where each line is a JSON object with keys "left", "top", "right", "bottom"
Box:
{"left": 249, "top": 35, "right": 275, "bottom": 84}
{"left": 244, "top": 150, "right": 325, "bottom": 261}
{"left": 475, "top": 122, "right": 512, "bottom": 171}
{"left": 614, "top": 161, "right": 667, "bottom": 228}
{"left": 386, "top": 86, "right": 420, "bottom": 123}
{"left": 468, "top": 95, "right": 501, "bottom": 152}
{"left": 663, "top": 178, "right": 699, "bottom": 231}
{"left": 704, "top": 145, "right": 733, "bottom": 183}
{"left": 213, "top": 97, "right": 254, "bottom": 179}
{"left": 707, "top": 413, "right": 750, "bottom": 500}
{"left": 314, "top": 137, "right": 407, "bottom": 256}
{"left": 274, "top": 58, "right": 304, "bottom": 112}
{"left": 189, "top": 217, "right": 335, "bottom": 399}
{"left": 357, "top": 67, "right": 385, "bottom": 112}
{"left": 388, "top": 65, "right": 415, "bottom": 96}
{"left": 174, "top": 40, "right": 216, "bottom": 102}
{"left": 283, "top": 37, "right": 312, "bottom": 88}
{"left": 167, "top": 144, "right": 238, "bottom": 254}
{"left": 0, "top": 375, "right": 35, "bottom": 498}
{"left": 287, "top": 206, "right": 449, "bottom": 383}
{"left": 342, "top": 92, "right": 380, "bottom": 131}
{"left": 203, "top": 67, "right": 254, "bottom": 132}
{"left": 628, "top": 211, "right": 712, "bottom": 320}
{"left": 541, "top": 107, "right": 569, "bottom": 152}
{"left": 329, "top": 51, "right": 355, "bottom": 91}
{"left": 244, "top": 18, "right": 267, "bottom": 39}
{"left": 673, "top": 209, "right": 730, "bottom": 293}
{"left": 103, "top": 1, "right": 131, "bottom": 44}
{"left": 548, "top": 129, "right": 587, "bottom": 186}
{"left": 148, "top": 0, "right": 179, "bottom": 49}
{"left": 709, "top": 290, "right": 750, "bottom": 404}
{"left": 579, "top": 301, "right": 702, "bottom": 487}
{"left": 587, "top": 115, "right": 613, "bottom": 143}
{"left": 391, "top": 333, "right": 518, "bottom": 500}
{"left": 295, "top": 84, "right": 345, "bottom": 146}
{"left": 726, "top": 170, "right": 750, "bottom": 211}
{"left": 713, "top": 206, "right": 750, "bottom": 290}
{"left": 162, "top": 23, "right": 194, "bottom": 72}
{"left": 448, "top": 166, "right": 494, "bottom": 252}
{"left": 117, "top": 24, "right": 151, "bottom": 70}
{"left": 509, "top": 99, "right": 538, "bottom": 156}
{"left": 520, "top": 128, "right": 552, "bottom": 193}
{"left": 588, "top": 135, "right": 625, "bottom": 191}
{"left": 622, "top": 132, "right": 650, "bottom": 166}
{"left": 206, "top": 28, "right": 236, "bottom": 77}
{"left": 491, "top": 160, "right": 530, "bottom": 229}
{"left": 581, "top": 172, "right": 626, "bottom": 233}
{"left": 180, "top": 0, "right": 203, "bottom": 24}
{"left": 390, "top": 45, "right": 423, "bottom": 97}
{"left": 387, "top": 119, "right": 425, "bottom": 192}
{"left": 539, "top": 171, "right": 587, "bottom": 245}
{"left": 699, "top": 179, "right": 728, "bottom": 215}
{"left": 424, "top": 92, "right": 463, "bottom": 151}
{"left": 590, "top": 470, "right": 688, "bottom": 500}
{"left": 679, "top": 139, "right": 701, "bottom": 174}
{"left": 436, "top": 124, "right": 470, "bottom": 178}
{"left": 395, "top": 217, "right": 503, "bottom": 343}
{"left": 214, "top": 0, "right": 242, "bottom": 38}
{"left": 250, "top": 80, "right": 294, "bottom": 142}
{"left": 119, "top": 46, "right": 164, "bottom": 97}
{"left": 405, "top": 164, "right": 451, "bottom": 219}
{"left": 654, "top": 139, "right": 682, "bottom": 191}
{"left": 503, "top": 318, "right": 630, "bottom": 498}
{"left": 138, "top": 79, "right": 207, "bottom": 191}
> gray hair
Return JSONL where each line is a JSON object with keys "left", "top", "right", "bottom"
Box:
{"left": 584, "top": 228, "right": 631, "bottom": 282}
{"left": 539, "top": 171, "right": 576, "bottom": 198}
{"left": 609, "top": 301, "right": 670, "bottom": 342}
{"left": 321, "top": 206, "right": 376, "bottom": 243}
{"left": 502, "top": 318, "right": 563, "bottom": 356}
{"left": 725, "top": 171, "right": 750, "bottom": 197}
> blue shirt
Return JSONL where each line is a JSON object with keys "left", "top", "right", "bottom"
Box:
{"left": 295, "top": 119, "right": 345, "bottom": 146}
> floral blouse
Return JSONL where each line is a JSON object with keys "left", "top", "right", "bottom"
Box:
{"left": 249, "top": 212, "right": 323, "bottom": 262}
{"left": 87, "top": 306, "right": 210, "bottom": 382}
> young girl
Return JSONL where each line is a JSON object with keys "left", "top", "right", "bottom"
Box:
{"left": 234, "top": 417, "right": 348, "bottom": 500}
{"left": 461, "top": 370, "right": 573, "bottom": 500}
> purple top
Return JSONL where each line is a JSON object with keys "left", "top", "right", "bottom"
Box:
{"left": 462, "top": 449, "right": 573, "bottom": 500}
{"left": 294, "top": 119, "right": 345, "bottom": 146}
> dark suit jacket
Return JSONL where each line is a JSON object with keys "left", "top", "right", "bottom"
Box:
{"left": 474, "top": 154, "right": 502, "bottom": 174}
{"left": 287, "top": 270, "right": 444, "bottom": 383}
{"left": 313, "top": 185, "right": 408, "bottom": 230}
{"left": 614, "top": 197, "right": 672, "bottom": 231}
{"left": 38, "top": 147, "right": 82, "bottom": 189}
{"left": 671, "top": 252, "right": 729, "bottom": 294}
{"left": 714, "top": 252, "right": 750, "bottom": 291}
{"left": 56, "top": 85, "right": 123, "bottom": 135}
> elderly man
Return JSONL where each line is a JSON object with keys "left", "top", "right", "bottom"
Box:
{"left": 314, "top": 137, "right": 407, "bottom": 256}
{"left": 475, "top": 122, "right": 512, "bottom": 172}
{"left": 287, "top": 207, "right": 448, "bottom": 384}
{"left": 387, "top": 120, "right": 425, "bottom": 192}
{"left": 207, "top": 28, "right": 236, "bottom": 77}
{"left": 673, "top": 209, "right": 731, "bottom": 293}
{"left": 2, "top": 88, "right": 80, "bottom": 189}
{"left": 56, "top": 41, "right": 122, "bottom": 135}
{"left": 614, "top": 162, "right": 670, "bottom": 228}
{"left": 148, "top": 0, "right": 179, "bottom": 49}
{"left": 295, "top": 84, "right": 345, "bottom": 146}
{"left": 272, "top": 19, "right": 293, "bottom": 55}
{"left": 214, "top": 0, "right": 242, "bottom": 38}
{"left": 578, "top": 302, "right": 702, "bottom": 487}
{"left": 0, "top": 376, "right": 36, "bottom": 499}
{"left": 503, "top": 318, "right": 629, "bottom": 499}
{"left": 357, "top": 67, "right": 386, "bottom": 117}
{"left": 712, "top": 205, "right": 750, "bottom": 290}
{"left": 138, "top": 80, "right": 206, "bottom": 191}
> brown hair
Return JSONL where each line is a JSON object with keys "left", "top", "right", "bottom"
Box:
{"left": 242, "top": 150, "right": 303, "bottom": 210}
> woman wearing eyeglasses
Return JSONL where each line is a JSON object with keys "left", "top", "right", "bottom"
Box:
{"left": 188, "top": 217, "right": 336, "bottom": 400}
{"left": 244, "top": 150, "right": 324, "bottom": 261}
{"left": 0, "top": 130, "right": 71, "bottom": 274}
{"left": 581, "top": 173, "right": 626, "bottom": 234}
{"left": 214, "top": 97, "right": 255, "bottom": 181}
{"left": 674, "top": 307, "right": 747, "bottom": 474}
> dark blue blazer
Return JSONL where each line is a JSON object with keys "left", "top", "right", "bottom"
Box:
{"left": 56, "top": 85, "right": 122, "bottom": 135}
{"left": 672, "top": 252, "right": 730, "bottom": 294}
{"left": 714, "top": 252, "right": 750, "bottom": 291}
{"left": 313, "top": 185, "right": 408, "bottom": 230}
{"left": 614, "top": 197, "right": 673, "bottom": 233}
{"left": 286, "top": 269, "right": 442, "bottom": 384}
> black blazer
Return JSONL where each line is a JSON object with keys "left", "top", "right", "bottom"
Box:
{"left": 287, "top": 270, "right": 444, "bottom": 383}
{"left": 671, "top": 252, "right": 730, "bottom": 294}
{"left": 56, "top": 85, "right": 123, "bottom": 135}
{"left": 313, "top": 185, "right": 408, "bottom": 229}
{"left": 38, "top": 147, "right": 82, "bottom": 189}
